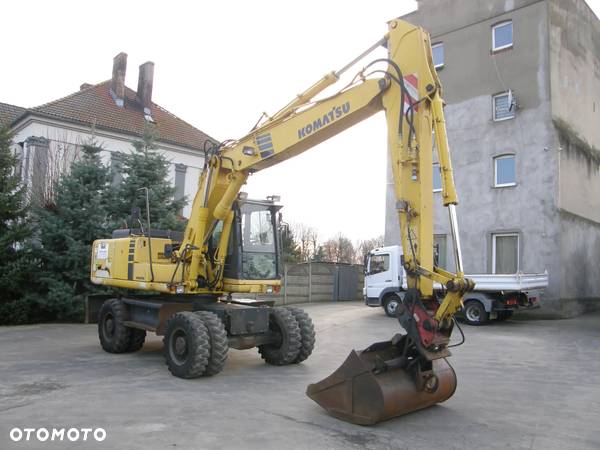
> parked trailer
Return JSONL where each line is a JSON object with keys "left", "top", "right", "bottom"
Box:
{"left": 363, "top": 245, "right": 548, "bottom": 325}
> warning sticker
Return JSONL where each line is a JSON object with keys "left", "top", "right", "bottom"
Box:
{"left": 97, "top": 242, "right": 109, "bottom": 259}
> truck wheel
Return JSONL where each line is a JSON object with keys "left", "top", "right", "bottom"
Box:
{"left": 127, "top": 329, "right": 147, "bottom": 352}
{"left": 285, "top": 307, "right": 315, "bottom": 363}
{"left": 98, "top": 299, "right": 132, "bottom": 353}
{"left": 258, "top": 307, "right": 301, "bottom": 366}
{"left": 383, "top": 295, "right": 402, "bottom": 317}
{"left": 163, "top": 312, "right": 210, "bottom": 379}
{"left": 194, "top": 311, "right": 228, "bottom": 376}
{"left": 463, "top": 300, "right": 489, "bottom": 326}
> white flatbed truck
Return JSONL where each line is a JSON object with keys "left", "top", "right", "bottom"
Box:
{"left": 364, "top": 245, "right": 548, "bottom": 325}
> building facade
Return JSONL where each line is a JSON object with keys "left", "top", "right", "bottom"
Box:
{"left": 385, "top": 0, "right": 600, "bottom": 315}
{"left": 0, "top": 52, "right": 214, "bottom": 218}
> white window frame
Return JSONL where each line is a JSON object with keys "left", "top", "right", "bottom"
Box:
{"left": 432, "top": 42, "right": 444, "bottom": 69}
{"left": 492, "top": 232, "right": 519, "bottom": 274}
{"left": 434, "top": 234, "right": 447, "bottom": 269}
{"left": 433, "top": 162, "right": 442, "bottom": 192}
{"left": 494, "top": 154, "right": 516, "bottom": 187}
{"left": 492, "top": 20, "right": 513, "bottom": 52}
{"left": 492, "top": 92, "right": 515, "bottom": 121}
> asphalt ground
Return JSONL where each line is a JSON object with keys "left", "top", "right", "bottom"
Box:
{"left": 1, "top": 302, "right": 599, "bottom": 449}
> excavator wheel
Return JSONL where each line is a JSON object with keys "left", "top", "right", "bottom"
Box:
{"left": 126, "top": 329, "right": 147, "bottom": 352}
{"left": 285, "top": 307, "right": 316, "bottom": 363}
{"left": 194, "top": 311, "right": 229, "bottom": 376}
{"left": 163, "top": 312, "right": 210, "bottom": 379}
{"left": 98, "top": 298, "right": 136, "bottom": 353}
{"left": 258, "top": 307, "right": 301, "bottom": 365}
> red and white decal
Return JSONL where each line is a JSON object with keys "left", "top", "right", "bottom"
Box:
{"left": 403, "top": 73, "right": 419, "bottom": 113}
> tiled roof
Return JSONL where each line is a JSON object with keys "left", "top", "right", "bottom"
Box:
{"left": 0, "top": 102, "right": 27, "bottom": 128}
{"left": 16, "top": 81, "right": 215, "bottom": 151}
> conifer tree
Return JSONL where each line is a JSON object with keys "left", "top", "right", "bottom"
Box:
{"left": 33, "top": 142, "right": 113, "bottom": 321}
{"left": 0, "top": 126, "right": 35, "bottom": 324}
{"left": 112, "top": 123, "right": 186, "bottom": 231}
{"left": 281, "top": 225, "right": 301, "bottom": 264}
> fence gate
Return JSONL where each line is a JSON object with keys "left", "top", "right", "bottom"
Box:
{"left": 333, "top": 265, "right": 360, "bottom": 301}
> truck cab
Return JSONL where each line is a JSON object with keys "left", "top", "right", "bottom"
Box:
{"left": 364, "top": 245, "right": 548, "bottom": 325}
{"left": 364, "top": 246, "right": 403, "bottom": 314}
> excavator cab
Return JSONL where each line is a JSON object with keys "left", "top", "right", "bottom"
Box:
{"left": 219, "top": 197, "right": 283, "bottom": 283}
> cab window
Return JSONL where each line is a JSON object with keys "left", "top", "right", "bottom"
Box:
{"left": 369, "top": 254, "right": 390, "bottom": 275}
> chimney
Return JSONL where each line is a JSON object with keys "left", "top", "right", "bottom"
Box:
{"left": 110, "top": 52, "right": 127, "bottom": 108}
{"left": 137, "top": 61, "right": 154, "bottom": 114}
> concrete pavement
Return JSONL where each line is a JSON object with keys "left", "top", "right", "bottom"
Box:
{"left": 1, "top": 302, "right": 599, "bottom": 449}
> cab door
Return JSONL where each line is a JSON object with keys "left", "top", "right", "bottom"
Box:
{"left": 365, "top": 252, "right": 392, "bottom": 299}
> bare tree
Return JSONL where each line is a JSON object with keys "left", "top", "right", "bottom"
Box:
{"left": 354, "top": 234, "right": 385, "bottom": 264}
{"left": 321, "top": 233, "right": 355, "bottom": 264}
{"left": 25, "top": 133, "right": 82, "bottom": 208}
{"left": 292, "top": 223, "right": 319, "bottom": 262}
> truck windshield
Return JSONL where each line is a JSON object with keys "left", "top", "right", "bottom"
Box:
{"left": 369, "top": 254, "right": 389, "bottom": 274}
{"left": 240, "top": 204, "right": 277, "bottom": 279}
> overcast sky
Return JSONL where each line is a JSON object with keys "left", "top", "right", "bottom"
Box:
{"left": 3, "top": 1, "right": 599, "bottom": 243}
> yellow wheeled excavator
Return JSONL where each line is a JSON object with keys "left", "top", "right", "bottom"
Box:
{"left": 90, "top": 18, "right": 473, "bottom": 424}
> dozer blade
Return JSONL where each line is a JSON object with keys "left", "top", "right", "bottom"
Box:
{"left": 306, "top": 340, "right": 457, "bottom": 425}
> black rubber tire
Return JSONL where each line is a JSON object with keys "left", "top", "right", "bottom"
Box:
{"left": 285, "top": 307, "right": 315, "bottom": 363}
{"left": 127, "top": 329, "right": 147, "bottom": 352}
{"left": 496, "top": 310, "right": 514, "bottom": 321}
{"left": 98, "top": 299, "right": 132, "bottom": 353}
{"left": 163, "top": 312, "right": 210, "bottom": 379}
{"left": 194, "top": 311, "right": 228, "bottom": 376}
{"left": 463, "top": 300, "right": 489, "bottom": 326}
{"left": 258, "top": 307, "right": 301, "bottom": 366}
{"left": 383, "top": 295, "right": 402, "bottom": 318}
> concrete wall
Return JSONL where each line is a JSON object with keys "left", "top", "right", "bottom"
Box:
{"left": 406, "top": 0, "right": 549, "bottom": 106}
{"left": 549, "top": 0, "right": 600, "bottom": 150}
{"left": 557, "top": 129, "right": 600, "bottom": 223}
{"left": 11, "top": 116, "right": 204, "bottom": 217}
{"left": 556, "top": 211, "right": 600, "bottom": 314}
{"left": 554, "top": 124, "right": 600, "bottom": 313}
{"left": 547, "top": 0, "right": 600, "bottom": 313}
{"left": 239, "top": 262, "right": 364, "bottom": 305}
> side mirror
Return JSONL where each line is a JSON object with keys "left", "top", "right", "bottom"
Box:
{"left": 131, "top": 207, "right": 141, "bottom": 222}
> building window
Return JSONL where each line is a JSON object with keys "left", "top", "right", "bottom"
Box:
{"left": 432, "top": 43, "right": 444, "bottom": 69}
{"left": 492, "top": 233, "right": 519, "bottom": 274}
{"left": 494, "top": 154, "right": 516, "bottom": 187}
{"left": 492, "top": 20, "right": 513, "bottom": 51}
{"left": 434, "top": 234, "right": 447, "bottom": 269}
{"left": 433, "top": 163, "right": 442, "bottom": 192}
{"left": 369, "top": 254, "right": 390, "bottom": 275}
{"left": 493, "top": 92, "right": 515, "bottom": 121}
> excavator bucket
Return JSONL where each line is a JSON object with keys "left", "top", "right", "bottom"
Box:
{"left": 306, "top": 337, "right": 457, "bottom": 425}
